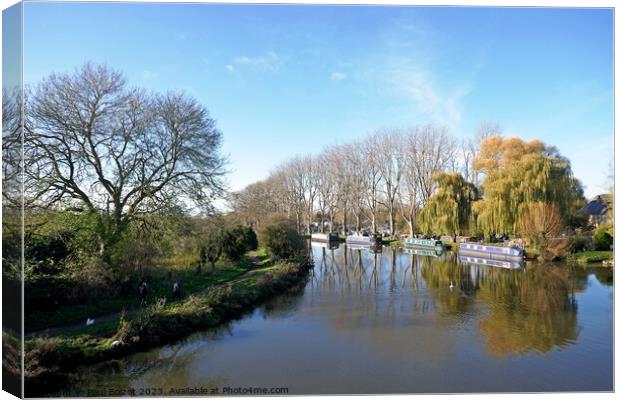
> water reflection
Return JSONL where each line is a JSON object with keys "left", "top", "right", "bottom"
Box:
{"left": 64, "top": 243, "right": 613, "bottom": 395}
{"left": 316, "top": 245, "right": 584, "bottom": 356}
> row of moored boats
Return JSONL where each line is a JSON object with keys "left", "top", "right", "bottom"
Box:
{"left": 310, "top": 233, "right": 525, "bottom": 269}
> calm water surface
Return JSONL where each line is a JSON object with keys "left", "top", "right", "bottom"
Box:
{"left": 64, "top": 244, "right": 613, "bottom": 395}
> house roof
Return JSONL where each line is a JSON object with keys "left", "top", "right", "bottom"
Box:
{"left": 581, "top": 195, "right": 611, "bottom": 216}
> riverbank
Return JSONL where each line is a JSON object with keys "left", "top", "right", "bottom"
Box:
{"left": 24, "top": 258, "right": 313, "bottom": 397}
{"left": 567, "top": 251, "right": 614, "bottom": 265}
{"left": 26, "top": 258, "right": 256, "bottom": 333}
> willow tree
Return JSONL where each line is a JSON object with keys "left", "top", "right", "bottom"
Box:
{"left": 418, "top": 172, "right": 477, "bottom": 237}
{"left": 473, "top": 136, "right": 583, "bottom": 238}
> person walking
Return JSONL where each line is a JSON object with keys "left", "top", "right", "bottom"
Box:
{"left": 172, "top": 280, "right": 181, "bottom": 300}
{"left": 138, "top": 280, "right": 148, "bottom": 307}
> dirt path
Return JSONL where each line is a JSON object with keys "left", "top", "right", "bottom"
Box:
{"left": 26, "top": 256, "right": 265, "bottom": 340}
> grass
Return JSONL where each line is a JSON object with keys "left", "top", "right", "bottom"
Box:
{"left": 26, "top": 257, "right": 254, "bottom": 333}
{"left": 524, "top": 247, "right": 540, "bottom": 260}
{"left": 24, "top": 258, "right": 312, "bottom": 397}
{"left": 568, "top": 251, "right": 613, "bottom": 264}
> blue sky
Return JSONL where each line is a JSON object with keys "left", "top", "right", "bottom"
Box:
{"left": 22, "top": 2, "right": 613, "bottom": 198}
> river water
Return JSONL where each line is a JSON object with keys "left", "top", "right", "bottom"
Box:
{"left": 62, "top": 243, "right": 613, "bottom": 395}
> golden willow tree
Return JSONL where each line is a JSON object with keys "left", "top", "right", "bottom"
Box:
{"left": 472, "top": 136, "right": 584, "bottom": 238}
{"left": 418, "top": 172, "right": 477, "bottom": 237}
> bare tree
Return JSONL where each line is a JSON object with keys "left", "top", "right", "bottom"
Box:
{"left": 373, "top": 129, "right": 404, "bottom": 237}
{"left": 229, "top": 177, "right": 285, "bottom": 229}
{"left": 316, "top": 150, "right": 339, "bottom": 232}
{"left": 343, "top": 142, "right": 366, "bottom": 233}
{"left": 25, "top": 63, "right": 226, "bottom": 252}
{"left": 360, "top": 137, "right": 383, "bottom": 234}
{"left": 299, "top": 155, "right": 319, "bottom": 234}
{"left": 324, "top": 143, "right": 357, "bottom": 235}
{"left": 398, "top": 128, "right": 421, "bottom": 236}
{"left": 2, "top": 87, "right": 23, "bottom": 208}
{"left": 464, "top": 121, "right": 502, "bottom": 187}
{"left": 518, "top": 202, "right": 570, "bottom": 261}
{"left": 274, "top": 160, "right": 304, "bottom": 233}
{"left": 409, "top": 125, "right": 455, "bottom": 205}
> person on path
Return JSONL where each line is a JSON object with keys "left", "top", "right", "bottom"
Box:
{"left": 172, "top": 280, "right": 181, "bottom": 300}
{"left": 138, "top": 281, "right": 148, "bottom": 307}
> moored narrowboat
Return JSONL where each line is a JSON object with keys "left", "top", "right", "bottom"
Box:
{"left": 458, "top": 242, "right": 524, "bottom": 261}
{"left": 311, "top": 233, "right": 339, "bottom": 243}
{"left": 310, "top": 240, "right": 340, "bottom": 249}
{"left": 345, "top": 234, "right": 382, "bottom": 247}
{"left": 404, "top": 237, "right": 444, "bottom": 251}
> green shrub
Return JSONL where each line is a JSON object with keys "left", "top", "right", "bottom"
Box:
{"left": 593, "top": 228, "right": 613, "bottom": 251}
{"left": 259, "top": 220, "right": 306, "bottom": 259}
{"left": 222, "top": 225, "right": 258, "bottom": 261}
{"left": 572, "top": 235, "right": 592, "bottom": 252}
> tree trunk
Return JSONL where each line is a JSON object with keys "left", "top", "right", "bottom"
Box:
{"left": 388, "top": 207, "right": 395, "bottom": 237}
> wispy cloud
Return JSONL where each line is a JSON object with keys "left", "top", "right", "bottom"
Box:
{"left": 226, "top": 64, "right": 234, "bottom": 72}
{"left": 351, "top": 17, "right": 477, "bottom": 135}
{"left": 142, "top": 70, "right": 158, "bottom": 80}
{"left": 385, "top": 59, "right": 472, "bottom": 134}
{"left": 330, "top": 71, "right": 347, "bottom": 81}
{"left": 232, "top": 51, "right": 281, "bottom": 70}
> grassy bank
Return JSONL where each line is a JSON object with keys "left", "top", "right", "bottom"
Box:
{"left": 26, "top": 258, "right": 255, "bottom": 333}
{"left": 567, "top": 251, "right": 613, "bottom": 265}
{"left": 24, "top": 259, "right": 312, "bottom": 396}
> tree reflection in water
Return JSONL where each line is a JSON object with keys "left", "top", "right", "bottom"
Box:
{"left": 421, "top": 257, "right": 583, "bottom": 356}
{"left": 477, "top": 264, "right": 580, "bottom": 355}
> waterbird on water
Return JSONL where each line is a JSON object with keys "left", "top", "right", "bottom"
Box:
{"left": 86, "top": 318, "right": 95, "bottom": 326}
{"left": 449, "top": 281, "right": 455, "bottom": 290}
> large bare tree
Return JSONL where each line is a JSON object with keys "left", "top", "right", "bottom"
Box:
{"left": 398, "top": 128, "right": 421, "bottom": 236}
{"left": 408, "top": 125, "right": 455, "bottom": 205}
{"left": 25, "top": 63, "right": 226, "bottom": 251}
{"left": 360, "top": 137, "right": 383, "bottom": 234}
{"left": 461, "top": 121, "right": 502, "bottom": 186}
{"left": 372, "top": 129, "right": 404, "bottom": 237}
{"left": 316, "top": 150, "right": 339, "bottom": 232}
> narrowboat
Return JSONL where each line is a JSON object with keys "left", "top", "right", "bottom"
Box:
{"left": 345, "top": 234, "right": 382, "bottom": 247}
{"left": 310, "top": 240, "right": 339, "bottom": 250}
{"left": 311, "top": 233, "right": 339, "bottom": 243}
{"left": 458, "top": 255, "right": 524, "bottom": 270}
{"left": 404, "top": 237, "right": 444, "bottom": 251}
{"left": 458, "top": 242, "right": 524, "bottom": 262}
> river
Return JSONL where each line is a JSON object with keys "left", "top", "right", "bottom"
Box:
{"left": 61, "top": 243, "right": 613, "bottom": 395}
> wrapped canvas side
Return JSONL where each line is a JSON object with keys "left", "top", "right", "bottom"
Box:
{"left": 2, "top": 2, "right": 24, "bottom": 399}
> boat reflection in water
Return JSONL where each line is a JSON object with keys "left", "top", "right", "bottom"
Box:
{"left": 345, "top": 243, "right": 383, "bottom": 253}
{"left": 403, "top": 247, "right": 443, "bottom": 258}
{"left": 458, "top": 254, "right": 524, "bottom": 270}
